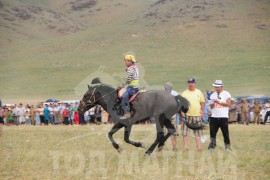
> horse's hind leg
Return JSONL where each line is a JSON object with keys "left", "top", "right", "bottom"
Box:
{"left": 124, "top": 125, "right": 145, "bottom": 149}
{"left": 158, "top": 119, "right": 176, "bottom": 149}
{"left": 108, "top": 122, "right": 125, "bottom": 152}
{"left": 145, "top": 115, "right": 165, "bottom": 155}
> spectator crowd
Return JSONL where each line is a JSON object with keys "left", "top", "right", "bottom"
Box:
{"left": 0, "top": 94, "right": 269, "bottom": 126}
{"left": 0, "top": 102, "right": 110, "bottom": 126}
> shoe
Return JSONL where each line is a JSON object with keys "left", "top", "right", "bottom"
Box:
{"left": 120, "top": 112, "right": 131, "bottom": 119}
{"left": 225, "top": 144, "right": 232, "bottom": 152}
{"left": 208, "top": 142, "right": 216, "bottom": 152}
{"left": 201, "top": 135, "right": 207, "bottom": 143}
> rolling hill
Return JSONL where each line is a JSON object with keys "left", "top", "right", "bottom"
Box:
{"left": 0, "top": 0, "right": 270, "bottom": 103}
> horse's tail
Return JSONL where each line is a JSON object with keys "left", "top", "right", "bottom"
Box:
{"left": 185, "top": 121, "right": 205, "bottom": 130}
{"left": 175, "top": 95, "right": 205, "bottom": 130}
{"left": 175, "top": 95, "right": 190, "bottom": 113}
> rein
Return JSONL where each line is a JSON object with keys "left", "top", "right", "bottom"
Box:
{"left": 81, "top": 88, "right": 117, "bottom": 107}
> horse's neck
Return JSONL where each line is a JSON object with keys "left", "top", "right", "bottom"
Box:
{"left": 97, "top": 88, "right": 117, "bottom": 112}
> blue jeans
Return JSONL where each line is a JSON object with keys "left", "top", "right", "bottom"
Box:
{"left": 121, "top": 87, "right": 139, "bottom": 112}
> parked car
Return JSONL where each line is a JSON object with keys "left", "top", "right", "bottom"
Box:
{"left": 46, "top": 98, "right": 59, "bottom": 103}
{"left": 244, "top": 97, "right": 270, "bottom": 124}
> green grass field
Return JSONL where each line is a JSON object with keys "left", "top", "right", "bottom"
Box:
{"left": 0, "top": 0, "right": 270, "bottom": 103}
{"left": 0, "top": 124, "right": 270, "bottom": 179}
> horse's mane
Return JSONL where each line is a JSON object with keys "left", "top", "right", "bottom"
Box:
{"left": 89, "top": 78, "right": 116, "bottom": 93}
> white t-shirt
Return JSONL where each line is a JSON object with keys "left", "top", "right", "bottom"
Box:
{"left": 265, "top": 103, "right": 270, "bottom": 111}
{"left": 210, "top": 90, "right": 231, "bottom": 118}
{"left": 171, "top": 90, "right": 179, "bottom": 97}
{"left": 89, "top": 107, "right": 95, "bottom": 115}
{"left": 84, "top": 111, "right": 89, "bottom": 116}
{"left": 48, "top": 107, "right": 54, "bottom": 115}
{"left": 17, "top": 107, "right": 26, "bottom": 116}
{"left": 53, "top": 107, "right": 60, "bottom": 114}
{"left": 59, "top": 106, "right": 65, "bottom": 114}
{"left": 171, "top": 90, "right": 179, "bottom": 118}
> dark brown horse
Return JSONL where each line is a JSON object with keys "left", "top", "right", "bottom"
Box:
{"left": 78, "top": 78, "right": 203, "bottom": 155}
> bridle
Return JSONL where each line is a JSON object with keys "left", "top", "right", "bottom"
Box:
{"left": 80, "top": 87, "right": 117, "bottom": 109}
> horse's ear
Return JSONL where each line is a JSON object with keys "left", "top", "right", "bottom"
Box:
{"left": 91, "top": 77, "right": 102, "bottom": 84}
{"left": 88, "top": 84, "right": 91, "bottom": 89}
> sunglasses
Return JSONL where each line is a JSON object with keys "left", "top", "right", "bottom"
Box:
{"left": 217, "top": 93, "right": 221, "bottom": 99}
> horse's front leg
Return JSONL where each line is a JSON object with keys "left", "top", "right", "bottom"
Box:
{"left": 108, "top": 122, "right": 125, "bottom": 153}
{"left": 124, "top": 125, "right": 146, "bottom": 149}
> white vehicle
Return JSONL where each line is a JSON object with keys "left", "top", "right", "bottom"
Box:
{"left": 57, "top": 100, "right": 80, "bottom": 106}
{"left": 3, "top": 104, "right": 15, "bottom": 107}
{"left": 249, "top": 109, "right": 270, "bottom": 124}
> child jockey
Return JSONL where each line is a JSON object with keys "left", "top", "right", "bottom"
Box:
{"left": 120, "top": 55, "right": 140, "bottom": 119}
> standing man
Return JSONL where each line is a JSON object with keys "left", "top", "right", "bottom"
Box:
{"left": 13, "top": 104, "right": 19, "bottom": 125}
{"left": 30, "top": 105, "right": 36, "bottom": 126}
{"left": 240, "top": 99, "right": 250, "bottom": 125}
{"left": 253, "top": 100, "right": 262, "bottom": 125}
{"left": 264, "top": 100, "right": 270, "bottom": 125}
{"left": 208, "top": 80, "right": 232, "bottom": 152}
{"left": 48, "top": 103, "right": 54, "bottom": 125}
{"left": 59, "top": 103, "right": 66, "bottom": 124}
{"left": 53, "top": 104, "right": 60, "bottom": 125}
{"left": 17, "top": 103, "right": 26, "bottom": 125}
{"left": 181, "top": 78, "right": 205, "bottom": 151}
{"left": 229, "top": 99, "right": 237, "bottom": 122}
{"left": 164, "top": 82, "right": 180, "bottom": 151}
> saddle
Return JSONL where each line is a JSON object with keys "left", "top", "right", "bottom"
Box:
{"left": 118, "top": 87, "right": 141, "bottom": 102}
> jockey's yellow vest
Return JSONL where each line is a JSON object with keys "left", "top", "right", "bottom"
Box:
{"left": 128, "top": 65, "right": 139, "bottom": 87}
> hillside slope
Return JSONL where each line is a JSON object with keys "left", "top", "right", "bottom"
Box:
{"left": 0, "top": 0, "right": 270, "bottom": 103}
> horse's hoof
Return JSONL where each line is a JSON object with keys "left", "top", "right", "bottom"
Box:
{"left": 144, "top": 152, "right": 151, "bottom": 157}
{"left": 140, "top": 142, "right": 146, "bottom": 149}
{"left": 157, "top": 146, "right": 164, "bottom": 152}
{"left": 117, "top": 147, "right": 123, "bottom": 153}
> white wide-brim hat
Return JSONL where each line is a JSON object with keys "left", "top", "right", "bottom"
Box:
{"left": 212, "top": 80, "right": 223, "bottom": 87}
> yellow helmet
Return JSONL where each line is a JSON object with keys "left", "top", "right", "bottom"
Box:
{"left": 124, "top": 55, "right": 137, "bottom": 63}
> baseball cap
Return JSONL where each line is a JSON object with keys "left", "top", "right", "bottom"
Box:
{"left": 187, "top": 78, "right": 196, "bottom": 83}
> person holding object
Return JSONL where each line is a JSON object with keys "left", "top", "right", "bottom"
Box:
{"left": 208, "top": 80, "right": 232, "bottom": 152}
{"left": 181, "top": 78, "right": 205, "bottom": 151}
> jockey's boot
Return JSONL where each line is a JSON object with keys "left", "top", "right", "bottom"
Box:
{"left": 120, "top": 111, "right": 131, "bottom": 119}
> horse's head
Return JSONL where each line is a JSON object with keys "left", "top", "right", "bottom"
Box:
{"left": 78, "top": 78, "right": 102, "bottom": 114}
{"left": 78, "top": 85, "right": 97, "bottom": 114}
